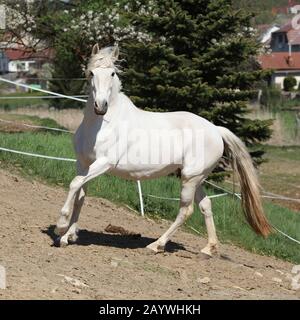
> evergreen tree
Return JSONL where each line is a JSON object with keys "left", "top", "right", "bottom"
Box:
{"left": 48, "top": 34, "right": 86, "bottom": 109}
{"left": 122, "top": 0, "right": 272, "bottom": 170}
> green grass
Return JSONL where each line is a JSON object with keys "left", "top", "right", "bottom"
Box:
{"left": 0, "top": 116, "right": 300, "bottom": 264}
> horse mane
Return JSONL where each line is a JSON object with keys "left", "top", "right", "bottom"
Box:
{"left": 86, "top": 46, "right": 121, "bottom": 76}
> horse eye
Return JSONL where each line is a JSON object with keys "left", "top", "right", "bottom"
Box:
{"left": 111, "top": 72, "right": 115, "bottom": 77}
{"left": 90, "top": 71, "right": 94, "bottom": 77}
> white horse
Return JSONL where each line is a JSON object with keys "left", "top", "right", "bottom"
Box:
{"left": 55, "top": 44, "right": 271, "bottom": 256}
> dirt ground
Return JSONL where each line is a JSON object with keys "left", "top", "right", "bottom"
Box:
{"left": 0, "top": 168, "right": 299, "bottom": 300}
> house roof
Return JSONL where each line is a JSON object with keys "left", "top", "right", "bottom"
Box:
{"left": 259, "top": 25, "right": 280, "bottom": 44}
{"left": 273, "top": 21, "right": 293, "bottom": 33}
{"left": 4, "top": 48, "right": 54, "bottom": 61}
{"left": 272, "top": 20, "right": 300, "bottom": 45}
{"left": 258, "top": 52, "right": 300, "bottom": 70}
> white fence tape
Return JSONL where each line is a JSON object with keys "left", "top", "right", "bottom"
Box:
{"left": 147, "top": 194, "right": 180, "bottom": 201}
{"left": 0, "top": 147, "right": 76, "bottom": 162}
{"left": 204, "top": 180, "right": 242, "bottom": 199}
{"left": 0, "top": 95, "right": 88, "bottom": 99}
{"left": 24, "top": 77, "right": 86, "bottom": 81}
{"left": 0, "top": 118, "right": 73, "bottom": 133}
{"left": 272, "top": 226, "right": 300, "bottom": 245}
{"left": 225, "top": 179, "right": 300, "bottom": 203}
{"left": 262, "top": 195, "right": 300, "bottom": 203}
{"left": 147, "top": 192, "right": 228, "bottom": 201}
{"left": 0, "top": 78, "right": 87, "bottom": 103}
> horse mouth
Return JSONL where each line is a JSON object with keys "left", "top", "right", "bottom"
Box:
{"left": 94, "top": 107, "right": 106, "bottom": 116}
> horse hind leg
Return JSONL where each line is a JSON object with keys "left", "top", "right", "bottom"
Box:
{"left": 147, "top": 178, "right": 197, "bottom": 253}
{"left": 195, "top": 185, "right": 219, "bottom": 257}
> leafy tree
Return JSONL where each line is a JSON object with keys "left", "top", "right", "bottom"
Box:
{"left": 3, "top": 0, "right": 149, "bottom": 108}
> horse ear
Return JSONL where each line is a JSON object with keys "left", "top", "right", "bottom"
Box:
{"left": 112, "top": 44, "right": 119, "bottom": 61}
{"left": 91, "top": 43, "right": 100, "bottom": 56}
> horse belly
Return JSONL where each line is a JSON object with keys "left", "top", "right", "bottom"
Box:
{"left": 110, "top": 163, "right": 180, "bottom": 180}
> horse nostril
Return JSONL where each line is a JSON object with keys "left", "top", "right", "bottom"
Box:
{"left": 104, "top": 101, "right": 108, "bottom": 108}
{"left": 94, "top": 101, "right": 98, "bottom": 108}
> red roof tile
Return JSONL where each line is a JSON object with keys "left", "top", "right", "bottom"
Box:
{"left": 4, "top": 48, "right": 54, "bottom": 61}
{"left": 258, "top": 52, "right": 300, "bottom": 70}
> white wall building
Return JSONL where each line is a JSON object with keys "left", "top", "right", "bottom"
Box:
{"left": 8, "top": 60, "right": 35, "bottom": 73}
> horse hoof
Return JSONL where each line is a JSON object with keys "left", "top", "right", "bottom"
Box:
{"left": 146, "top": 241, "right": 165, "bottom": 253}
{"left": 201, "top": 244, "right": 219, "bottom": 257}
{"left": 59, "top": 238, "right": 69, "bottom": 248}
{"left": 68, "top": 232, "right": 78, "bottom": 243}
{"left": 54, "top": 226, "right": 68, "bottom": 236}
{"left": 54, "top": 236, "right": 68, "bottom": 248}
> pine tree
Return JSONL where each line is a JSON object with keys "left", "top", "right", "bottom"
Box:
{"left": 122, "top": 0, "right": 272, "bottom": 172}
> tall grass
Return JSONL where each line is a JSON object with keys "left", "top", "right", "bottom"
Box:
{"left": 0, "top": 117, "right": 299, "bottom": 263}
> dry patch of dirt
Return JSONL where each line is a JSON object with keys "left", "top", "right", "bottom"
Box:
{"left": 0, "top": 117, "right": 38, "bottom": 133}
{"left": 0, "top": 108, "right": 83, "bottom": 132}
{"left": 0, "top": 168, "right": 299, "bottom": 300}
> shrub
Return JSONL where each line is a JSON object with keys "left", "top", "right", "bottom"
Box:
{"left": 283, "top": 76, "right": 297, "bottom": 92}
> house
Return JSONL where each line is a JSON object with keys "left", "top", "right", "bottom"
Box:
{"left": 258, "top": 52, "right": 300, "bottom": 89}
{"left": 258, "top": 16, "right": 300, "bottom": 89}
{"left": 4, "top": 47, "right": 54, "bottom": 74}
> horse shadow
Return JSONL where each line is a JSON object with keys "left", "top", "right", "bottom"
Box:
{"left": 42, "top": 225, "right": 186, "bottom": 253}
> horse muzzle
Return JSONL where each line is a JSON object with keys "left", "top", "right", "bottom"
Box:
{"left": 94, "top": 101, "right": 108, "bottom": 115}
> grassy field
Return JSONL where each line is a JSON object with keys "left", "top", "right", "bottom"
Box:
{"left": 0, "top": 115, "right": 300, "bottom": 264}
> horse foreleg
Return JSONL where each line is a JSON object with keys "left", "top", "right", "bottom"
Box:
{"left": 55, "top": 161, "right": 87, "bottom": 237}
{"left": 56, "top": 157, "right": 110, "bottom": 246}
{"left": 55, "top": 186, "right": 86, "bottom": 245}
{"left": 147, "top": 178, "right": 196, "bottom": 253}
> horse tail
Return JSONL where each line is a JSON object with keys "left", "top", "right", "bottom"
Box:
{"left": 217, "top": 126, "right": 272, "bottom": 237}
